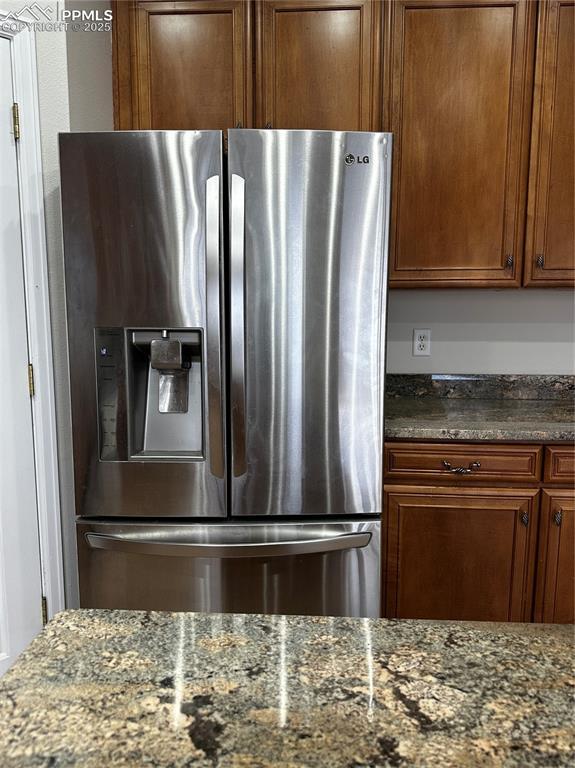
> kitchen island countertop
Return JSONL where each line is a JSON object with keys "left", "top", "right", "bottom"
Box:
{"left": 0, "top": 610, "right": 573, "bottom": 767}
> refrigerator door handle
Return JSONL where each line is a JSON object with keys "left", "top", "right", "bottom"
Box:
{"left": 205, "top": 175, "right": 224, "bottom": 478}
{"left": 85, "top": 531, "right": 371, "bottom": 558}
{"left": 230, "top": 173, "right": 247, "bottom": 476}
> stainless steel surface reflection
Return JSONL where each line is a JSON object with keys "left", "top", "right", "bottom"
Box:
{"left": 228, "top": 130, "right": 392, "bottom": 517}
{"left": 77, "top": 521, "right": 381, "bottom": 617}
{"left": 60, "top": 132, "right": 225, "bottom": 518}
{"left": 62, "top": 129, "right": 392, "bottom": 618}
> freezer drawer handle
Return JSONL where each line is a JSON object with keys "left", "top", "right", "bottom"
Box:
{"left": 84, "top": 531, "right": 371, "bottom": 558}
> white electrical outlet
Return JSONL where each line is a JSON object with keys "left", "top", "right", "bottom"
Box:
{"left": 413, "top": 328, "right": 431, "bottom": 356}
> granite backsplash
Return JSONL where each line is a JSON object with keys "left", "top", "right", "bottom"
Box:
{"left": 386, "top": 374, "right": 575, "bottom": 401}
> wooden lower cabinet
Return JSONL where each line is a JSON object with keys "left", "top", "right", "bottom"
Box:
{"left": 544, "top": 445, "right": 575, "bottom": 484}
{"left": 385, "top": 442, "right": 542, "bottom": 485}
{"left": 534, "top": 489, "right": 575, "bottom": 623}
{"left": 383, "top": 486, "right": 539, "bottom": 622}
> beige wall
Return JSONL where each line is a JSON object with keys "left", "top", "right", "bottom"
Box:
{"left": 66, "top": 1, "right": 113, "bottom": 131}
{"left": 33, "top": 2, "right": 114, "bottom": 607}
{"left": 33, "top": 3, "right": 77, "bottom": 607}
{"left": 386, "top": 289, "right": 575, "bottom": 375}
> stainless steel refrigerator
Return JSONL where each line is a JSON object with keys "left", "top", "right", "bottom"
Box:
{"left": 60, "top": 129, "right": 392, "bottom": 618}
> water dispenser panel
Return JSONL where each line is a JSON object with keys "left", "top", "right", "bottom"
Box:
{"left": 94, "top": 328, "right": 204, "bottom": 462}
{"left": 128, "top": 329, "right": 203, "bottom": 459}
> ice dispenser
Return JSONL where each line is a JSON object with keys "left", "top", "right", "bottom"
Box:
{"left": 149, "top": 331, "right": 190, "bottom": 414}
{"left": 95, "top": 328, "right": 203, "bottom": 461}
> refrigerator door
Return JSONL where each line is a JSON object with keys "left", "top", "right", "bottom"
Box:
{"left": 77, "top": 521, "right": 381, "bottom": 617}
{"left": 60, "top": 131, "right": 226, "bottom": 518}
{"left": 228, "top": 130, "right": 392, "bottom": 517}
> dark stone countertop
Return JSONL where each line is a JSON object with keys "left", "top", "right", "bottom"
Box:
{"left": 384, "top": 374, "right": 574, "bottom": 442}
{"left": 385, "top": 397, "right": 574, "bottom": 442}
{"left": 0, "top": 610, "right": 573, "bottom": 766}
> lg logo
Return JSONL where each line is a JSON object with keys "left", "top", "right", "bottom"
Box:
{"left": 344, "top": 153, "right": 370, "bottom": 165}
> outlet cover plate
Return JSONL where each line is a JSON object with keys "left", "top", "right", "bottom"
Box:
{"left": 413, "top": 328, "right": 431, "bottom": 356}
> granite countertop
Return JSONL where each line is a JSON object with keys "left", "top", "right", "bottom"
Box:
{"left": 0, "top": 610, "right": 573, "bottom": 767}
{"left": 385, "top": 397, "right": 575, "bottom": 442}
{"left": 385, "top": 375, "right": 574, "bottom": 442}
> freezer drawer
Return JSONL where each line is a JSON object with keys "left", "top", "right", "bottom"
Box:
{"left": 77, "top": 521, "right": 380, "bottom": 618}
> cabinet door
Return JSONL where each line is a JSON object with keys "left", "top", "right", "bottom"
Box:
{"left": 534, "top": 489, "right": 575, "bottom": 623}
{"left": 113, "top": 0, "right": 252, "bottom": 130}
{"left": 255, "top": 0, "right": 382, "bottom": 130}
{"left": 524, "top": 1, "right": 575, "bottom": 286}
{"left": 383, "top": 486, "right": 539, "bottom": 621}
{"left": 384, "top": 0, "right": 536, "bottom": 287}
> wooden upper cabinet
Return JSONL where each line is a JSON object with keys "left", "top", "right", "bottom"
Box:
{"left": 255, "top": 0, "right": 382, "bottom": 130}
{"left": 524, "top": 1, "right": 575, "bottom": 286}
{"left": 384, "top": 0, "right": 536, "bottom": 287}
{"left": 534, "top": 489, "right": 575, "bottom": 623}
{"left": 383, "top": 486, "right": 539, "bottom": 622}
{"left": 113, "top": 0, "right": 252, "bottom": 130}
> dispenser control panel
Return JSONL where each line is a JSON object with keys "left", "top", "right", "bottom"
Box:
{"left": 95, "top": 328, "right": 127, "bottom": 461}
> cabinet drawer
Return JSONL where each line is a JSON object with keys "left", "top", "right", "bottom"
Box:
{"left": 384, "top": 442, "right": 542, "bottom": 484}
{"left": 544, "top": 446, "right": 575, "bottom": 484}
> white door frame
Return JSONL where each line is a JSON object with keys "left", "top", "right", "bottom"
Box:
{"left": 1, "top": 14, "right": 65, "bottom": 618}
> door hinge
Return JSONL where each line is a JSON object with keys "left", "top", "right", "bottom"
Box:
{"left": 28, "top": 363, "right": 35, "bottom": 397}
{"left": 41, "top": 596, "right": 48, "bottom": 626}
{"left": 12, "top": 102, "right": 20, "bottom": 141}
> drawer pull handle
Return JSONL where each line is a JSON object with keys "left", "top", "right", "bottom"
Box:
{"left": 553, "top": 508, "right": 563, "bottom": 526}
{"left": 442, "top": 460, "right": 481, "bottom": 474}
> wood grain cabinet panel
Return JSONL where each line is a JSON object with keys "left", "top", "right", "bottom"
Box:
{"left": 384, "top": 442, "right": 542, "bottom": 484}
{"left": 544, "top": 446, "right": 575, "bottom": 484}
{"left": 384, "top": 0, "right": 536, "bottom": 287}
{"left": 524, "top": 1, "right": 575, "bottom": 286}
{"left": 255, "top": 0, "right": 382, "bottom": 130}
{"left": 534, "top": 489, "right": 575, "bottom": 622}
{"left": 383, "top": 486, "right": 539, "bottom": 622}
{"left": 113, "top": 0, "right": 252, "bottom": 130}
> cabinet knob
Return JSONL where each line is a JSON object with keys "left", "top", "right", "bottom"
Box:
{"left": 505, "top": 254, "right": 514, "bottom": 269}
{"left": 536, "top": 254, "right": 545, "bottom": 269}
{"left": 553, "top": 508, "right": 563, "bottom": 526}
{"left": 265, "top": 122, "right": 273, "bottom": 129}
{"left": 520, "top": 511, "right": 529, "bottom": 527}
